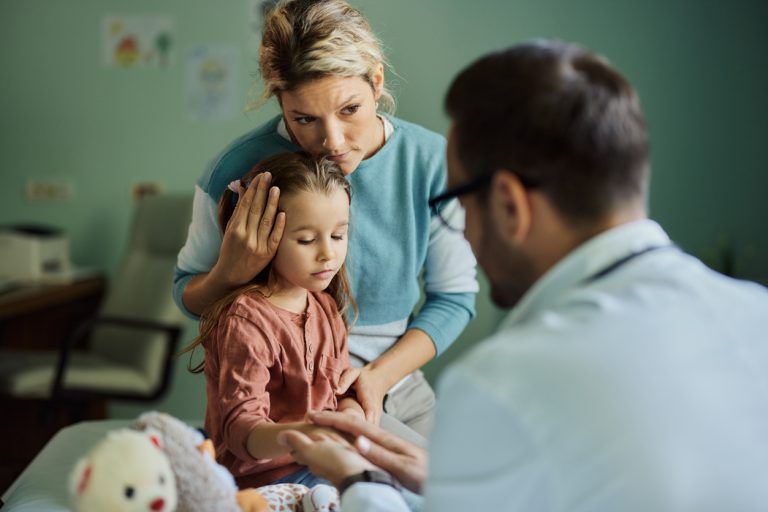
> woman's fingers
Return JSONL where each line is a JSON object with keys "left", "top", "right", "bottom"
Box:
{"left": 256, "top": 185, "right": 280, "bottom": 245}
{"left": 337, "top": 368, "right": 360, "bottom": 394}
{"left": 268, "top": 211, "right": 286, "bottom": 253}
{"left": 243, "top": 172, "right": 270, "bottom": 228}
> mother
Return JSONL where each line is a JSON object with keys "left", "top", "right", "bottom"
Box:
{"left": 174, "top": 0, "right": 477, "bottom": 437}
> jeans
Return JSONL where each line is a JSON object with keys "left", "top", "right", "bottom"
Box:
{"left": 272, "top": 467, "right": 331, "bottom": 488}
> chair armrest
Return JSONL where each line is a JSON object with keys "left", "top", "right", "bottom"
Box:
{"left": 50, "top": 316, "right": 183, "bottom": 401}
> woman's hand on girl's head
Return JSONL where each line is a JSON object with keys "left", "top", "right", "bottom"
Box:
{"left": 213, "top": 172, "right": 286, "bottom": 287}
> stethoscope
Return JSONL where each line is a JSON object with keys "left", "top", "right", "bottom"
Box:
{"left": 582, "top": 244, "right": 677, "bottom": 284}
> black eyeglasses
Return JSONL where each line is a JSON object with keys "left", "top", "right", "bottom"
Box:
{"left": 429, "top": 171, "right": 539, "bottom": 232}
{"left": 428, "top": 173, "right": 494, "bottom": 232}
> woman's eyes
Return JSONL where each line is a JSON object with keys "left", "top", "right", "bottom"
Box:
{"left": 294, "top": 105, "right": 359, "bottom": 125}
{"left": 341, "top": 104, "right": 360, "bottom": 115}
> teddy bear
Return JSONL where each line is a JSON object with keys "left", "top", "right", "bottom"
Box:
{"left": 133, "top": 411, "right": 267, "bottom": 512}
{"left": 133, "top": 411, "right": 340, "bottom": 512}
{"left": 69, "top": 428, "right": 178, "bottom": 512}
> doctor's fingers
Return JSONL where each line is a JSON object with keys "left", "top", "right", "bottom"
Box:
{"left": 309, "top": 410, "right": 394, "bottom": 445}
{"left": 354, "top": 436, "right": 426, "bottom": 494}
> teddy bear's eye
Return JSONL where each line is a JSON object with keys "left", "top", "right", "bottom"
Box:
{"left": 159, "top": 475, "right": 165, "bottom": 485}
{"left": 124, "top": 486, "right": 135, "bottom": 499}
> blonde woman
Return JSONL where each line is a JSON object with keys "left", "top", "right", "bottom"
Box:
{"left": 174, "top": 0, "right": 478, "bottom": 437}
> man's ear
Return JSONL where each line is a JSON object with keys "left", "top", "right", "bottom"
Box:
{"left": 490, "top": 170, "right": 532, "bottom": 244}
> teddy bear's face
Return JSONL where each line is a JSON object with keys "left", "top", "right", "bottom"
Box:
{"left": 70, "top": 429, "right": 178, "bottom": 512}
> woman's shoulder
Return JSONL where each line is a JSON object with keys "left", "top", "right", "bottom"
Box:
{"left": 197, "top": 115, "right": 299, "bottom": 200}
{"left": 386, "top": 115, "right": 446, "bottom": 148}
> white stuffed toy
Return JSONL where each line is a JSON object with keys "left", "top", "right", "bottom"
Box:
{"left": 69, "top": 428, "right": 178, "bottom": 512}
{"left": 133, "top": 411, "right": 340, "bottom": 512}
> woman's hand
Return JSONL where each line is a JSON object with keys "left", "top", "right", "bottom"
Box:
{"left": 211, "top": 172, "right": 286, "bottom": 287}
{"left": 338, "top": 365, "right": 390, "bottom": 425}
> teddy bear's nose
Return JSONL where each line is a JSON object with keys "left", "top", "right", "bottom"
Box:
{"left": 150, "top": 498, "right": 165, "bottom": 511}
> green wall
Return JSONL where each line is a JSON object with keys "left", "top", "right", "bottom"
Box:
{"left": 2, "top": 0, "right": 766, "bottom": 421}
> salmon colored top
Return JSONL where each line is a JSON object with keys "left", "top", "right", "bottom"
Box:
{"left": 203, "top": 290, "right": 349, "bottom": 488}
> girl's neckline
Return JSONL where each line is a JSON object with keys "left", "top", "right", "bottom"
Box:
{"left": 253, "top": 289, "right": 311, "bottom": 320}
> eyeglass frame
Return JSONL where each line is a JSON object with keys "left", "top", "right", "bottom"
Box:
{"left": 429, "top": 170, "right": 539, "bottom": 232}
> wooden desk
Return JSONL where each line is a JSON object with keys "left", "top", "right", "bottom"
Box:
{"left": 0, "top": 276, "right": 106, "bottom": 350}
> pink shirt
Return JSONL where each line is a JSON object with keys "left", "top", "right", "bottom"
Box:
{"left": 203, "top": 290, "right": 350, "bottom": 487}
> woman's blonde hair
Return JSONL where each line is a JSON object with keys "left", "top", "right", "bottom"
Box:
{"left": 180, "top": 152, "right": 357, "bottom": 373}
{"left": 251, "top": 0, "right": 395, "bottom": 112}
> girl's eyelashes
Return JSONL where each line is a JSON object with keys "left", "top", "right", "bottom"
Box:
{"left": 297, "top": 234, "right": 345, "bottom": 244}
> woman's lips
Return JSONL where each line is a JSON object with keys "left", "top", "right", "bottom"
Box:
{"left": 327, "top": 151, "right": 350, "bottom": 162}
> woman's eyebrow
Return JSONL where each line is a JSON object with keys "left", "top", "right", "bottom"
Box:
{"left": 288, "top": 94, "right": 361, "bottom": 116}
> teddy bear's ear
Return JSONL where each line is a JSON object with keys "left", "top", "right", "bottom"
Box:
{"left": 69, "top": 457, "right": 93, "bottom": 496}
{"left": 143, "top": 427, "right": 164, "bottom": 450}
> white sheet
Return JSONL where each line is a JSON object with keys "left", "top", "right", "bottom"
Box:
{"left": 2, "top": 420, "right": 130, "bottom": 511}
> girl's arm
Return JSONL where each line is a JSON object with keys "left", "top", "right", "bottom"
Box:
{"left": 338, "top": 397, "right": 366, "bottom": 419}
{"left": 246, "top": 422, "right": 349, "bottom": 459}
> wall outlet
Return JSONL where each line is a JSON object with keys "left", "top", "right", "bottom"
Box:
{"left": 26, "top": 179, "right": 74, "bottom": 200}
{"left": 132, "top": 182, "right": 162, "bottom": 200}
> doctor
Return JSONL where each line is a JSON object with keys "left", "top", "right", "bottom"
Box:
{"left": 278, "top": 40, "right": 768, "bottom": 511}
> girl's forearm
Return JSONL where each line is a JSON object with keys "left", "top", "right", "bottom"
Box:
{"left": 246, "top": 421, "right": 308, "bottom": 459}
{"left": 338, "top": 397, "right": 365, "bottom": 417}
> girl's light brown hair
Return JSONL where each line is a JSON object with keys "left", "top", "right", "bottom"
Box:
{"left": 250, "top": 0, "right": 395, "bottom": 112}
{"left": 180, "top": 151, "right": 356, "bottom": 373}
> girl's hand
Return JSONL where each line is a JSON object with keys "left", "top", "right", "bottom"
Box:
{"left": 211, "top": 172, "right": 286, "bottom": 287}
{"left": 338, "top": 365, "right": 389, "bottom": 426}
{"left": 337, "top": 397, "right": 366, "bottom": 420}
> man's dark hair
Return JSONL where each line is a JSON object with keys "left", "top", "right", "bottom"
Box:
{"left": 445, "top": 40, "right": 649, "bottom": 225}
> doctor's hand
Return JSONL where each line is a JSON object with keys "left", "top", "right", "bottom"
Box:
{"left": 277, "top": 429, "right": 378, "bottom": 488}
{"left": 212, "top": 172, "right": 286, "bottom": 287}
{"left": 338, "top": 365, "right": 388, "bottom": 426}
{"left": 305, "top": 410, "right": 428, "bottom": 494}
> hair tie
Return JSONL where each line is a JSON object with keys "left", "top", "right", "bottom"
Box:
{"left": 227, "top": 180, "right": 242, "bottom": 193}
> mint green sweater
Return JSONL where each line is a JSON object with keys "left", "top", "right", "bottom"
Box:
{"left": 175, "top": 114, "right": 478, "bottom": 358}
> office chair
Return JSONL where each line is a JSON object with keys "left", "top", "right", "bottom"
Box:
{"left": 0, "top": 194, "right": 192, "bottom": 411}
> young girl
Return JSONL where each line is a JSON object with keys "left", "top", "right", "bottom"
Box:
{"left": 181, "top": 152, "right": 363, "bottom": 489}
